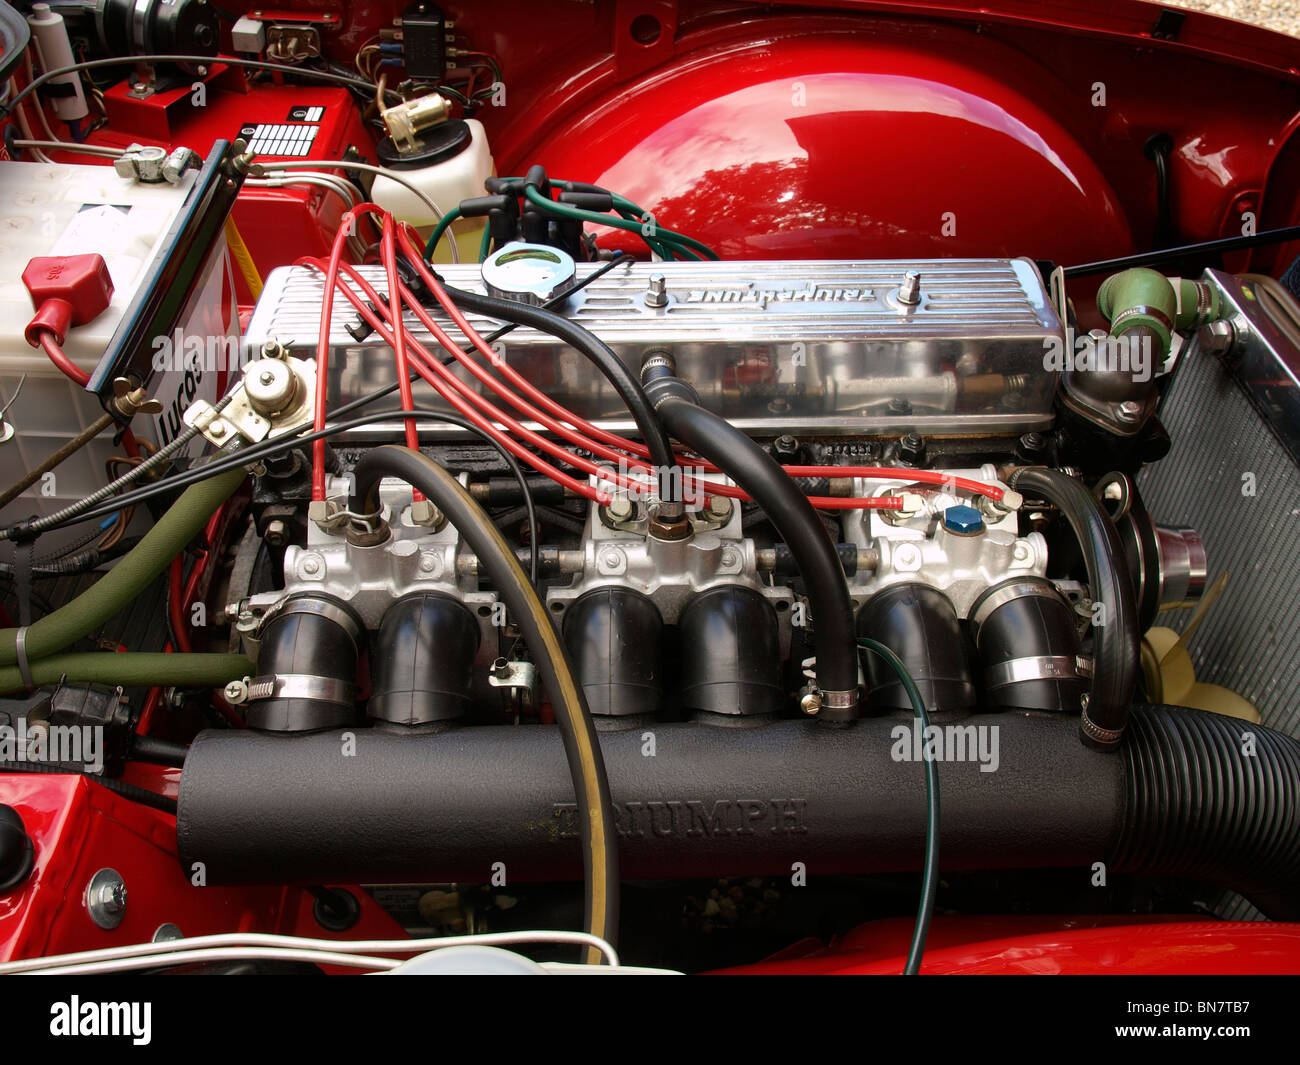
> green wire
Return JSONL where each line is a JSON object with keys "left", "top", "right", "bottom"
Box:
{"left": 523, "top": 186, "right": 719, "bottom": 260}
{"left": 857, "top": 637, "right": 940, "bottom": 976}
{"left": 421, "top": 179, "right": 718, "bottom": 264}
{"left": 478, "top": 220, "right": 493, "bottom": 261}
{"left": 423, "top": 205, "right": 462, "bottom": 261}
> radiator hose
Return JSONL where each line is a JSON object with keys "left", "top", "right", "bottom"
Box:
{"left": 1007, "top": 466, "right": 1138, "bottom": 748}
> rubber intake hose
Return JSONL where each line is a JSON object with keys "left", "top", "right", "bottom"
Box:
{"left": 368, "top": 591, "right": 479, "bottom": 726}
{"left": 857, "top": 584, "right": 975, "bottom": 715}
{"left": 347, "top": 445, "right": 618, "bottom": 962}
{"left": 1007, "top": 467, "right": 1137, "bottom": 748}
{"left": 1110, "top": 705, "right": 1300, "bottom": 920}
{"left": 969, "top": 577, "right": 1087, "bottom": 712}
{"left": 679, "top": 585, "right": 783, "bottom": 718}
{"left": 248, "top": 595, "right": 364, "bottom": 733}
{"left": 563, "top": 587, "right": 664, "bottom": 718}
{"left": 436, "top": 284, "right": 678, "bottom": 484}
{"left": 0, "top": 467, "right": 247, "bottom": 668}
{"left": 652, "top": 394, "right": 859, "bottom": 718}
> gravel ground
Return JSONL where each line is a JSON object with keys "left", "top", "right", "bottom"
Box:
{"left": 1162, "top": 0, "right": 1300, "bottom": 38}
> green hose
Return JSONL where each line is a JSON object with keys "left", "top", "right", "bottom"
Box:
{"left": 0, "top": 467, "right": 246, "bottom": 667}
{"left": 0, "top": 652, "right": 253, "bottom": 694}
{"left": 1096, "top": 267, "right": 1178, "bottom": 357}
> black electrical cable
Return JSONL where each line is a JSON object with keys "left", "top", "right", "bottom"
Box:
{"left": 0, "top": 55, "right": 395, "bottom": 118}
{"left": 348, "top": 446, "right": 618, "bottom": 962}
{"left": 15, "top": 409, "right": 541, "bottom": 583}
{"left": 437, "top": 282, "right": 679, "bottom": 483}
{"left": 1063, "top": 225, "right": 1300, "bottom": 278}
{"left": 329, "top": 253, "right": 635, "bottom": 422}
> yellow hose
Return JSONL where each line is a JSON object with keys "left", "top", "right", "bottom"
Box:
{"left": 224, "top": 217, "right": 264, "bottom": 300}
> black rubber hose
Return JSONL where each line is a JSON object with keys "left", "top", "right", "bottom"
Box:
{"left": 1111, "top": 705, "right": 1300, "bottom": 920}
{"left": 348, "top": 445, "right": 618, "bottom": 962}
{"left": 655, "top": 396, "right": 859, "bottom": 715}
{"left": 1008, "top": 466, "right": 1138, "bottom": 748}
{"left": 437, "top": 283, "right": 679, "bottom": 481}
{"left": 130, "top": 736, "right": 189, "bottom": 768}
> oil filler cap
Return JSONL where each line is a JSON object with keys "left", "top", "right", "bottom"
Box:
{"left": 480, "top": 242, "right": 577, "bottom": 306}
{"left": 943, "top": 504, "right": 984, "bottom": 535}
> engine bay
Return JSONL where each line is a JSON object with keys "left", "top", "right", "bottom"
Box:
{"left": 1, "top": 0, "right": 1299, "bottom": 981}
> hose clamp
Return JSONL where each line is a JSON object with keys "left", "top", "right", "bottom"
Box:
{"left": 245, "top": 673, "right": 356, "bottom": 706}
{"left": 14, "top": 626, "right": 33, "bottom": 691}
{"left": 1110, "top": 304, "right": 1172, "bottom": 335}
{"left": 1080, "top": 711, "right": 1123, "bottom": 748}
{"left": 984, "top": 655, "right": 1087, "bottom": 690}
{"left": 259, "top": 596, "right": 364, "bottom": 655}
{"left": 969, "top": 577, "right": 1061, "bottom": 638}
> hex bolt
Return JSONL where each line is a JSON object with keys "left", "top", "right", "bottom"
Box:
{"left": 898, "top": 432, "right": 927, "bottom": 466}
{"left": 703, "top": 495, "right": 733, "bottom": 523}
{"left": 645, "top": 273, "right": 668, "bottom": 308}
{"left": 800, "top": 691, "right": 823, "bottom": 716}
{"left": 606, "top": 496, "right": 636, "bottom": 523}
{"left": 85, "top": 868, "right": 128, "bottom": 929}
{"left": 899, "top": 271, "right": 922, "bottom": 306}
{"left": 1117, "top": 400, "right": 1143, "bottom": 422}
{"left": 264, "top": 519, "right": 289, "bottom": 546}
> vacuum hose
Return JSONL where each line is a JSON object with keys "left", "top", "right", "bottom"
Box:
{"left": 1007, "top": 466, "right": 1138, "bottom": 748}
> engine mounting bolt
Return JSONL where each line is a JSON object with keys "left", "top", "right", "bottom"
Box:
{"left": 1117, "top": 400, "right": 1143, "bottom": 422}
{"left": 899, "top": 271, "right": 922, "bottom": 306}
{"left": 800, "top": 691, "right": 823, "bottom": 716}
{"left": 645, "top": 273, "right": 668, "bottom": 308}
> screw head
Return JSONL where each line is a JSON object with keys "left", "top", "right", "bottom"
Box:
{"left": 85, "top": 868, "right": 128, "bottom": 929}
{"left": 800, "top": 691, "right": 822, "bottom": 716}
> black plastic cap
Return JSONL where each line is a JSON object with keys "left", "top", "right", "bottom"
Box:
{"left": 0, "top": 804, "right": 34, "bottom": 893}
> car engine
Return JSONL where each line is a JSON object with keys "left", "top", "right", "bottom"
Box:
{"left": 1, "top": 0, "right": 1299, "bottom": 981}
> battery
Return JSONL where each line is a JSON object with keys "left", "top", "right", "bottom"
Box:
{"left": 0, "top": 161, "right": 234, "bottom": 539}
